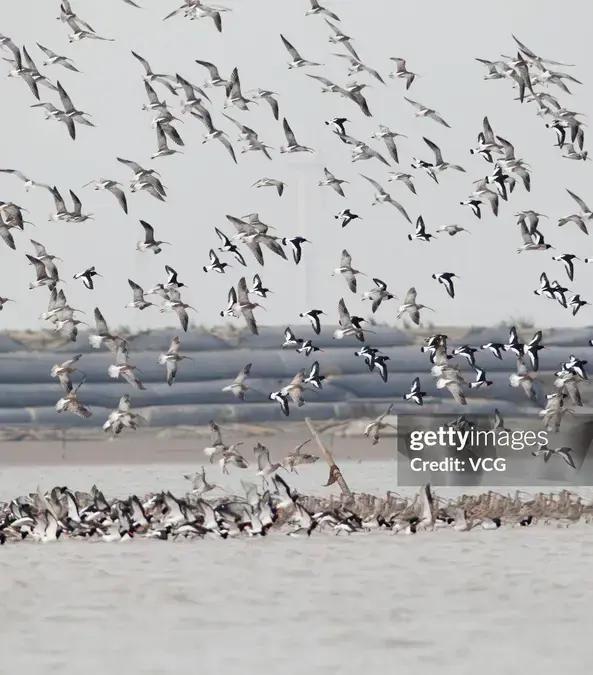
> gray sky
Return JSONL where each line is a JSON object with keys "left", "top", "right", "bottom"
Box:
{"left": 2, "top": 0, "right": 593, "bottom": 332}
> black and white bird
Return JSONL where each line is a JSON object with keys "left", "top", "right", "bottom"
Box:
{"left": 299, "top": 309, "right": 324, "bottom": 334}
{"left": 552, "top": 253, "right": 579, "bottom": 281}
{"left": 203, "top": 249, "right": 230, "bottom": 274}
{"left": 304, "top": 360, "right": 325, "bottom": 389}
{"left": 404, "top": 377, "right": 426, "bottom": 405}
{"left": 250, "top": 274, "right": 271, "bottom": 298}
{"left": 335, "top": 208, "right": 360, "bottom": 228}
{"left": 469, "top": 367, "right": 493, "bottom": 389}
{"left": 282, "top": 236, "right": 310, "bottom": 264}
{"left": 73, "top": 266, "right": 101, "bottom": 290}
{"left": 215, "top": 227, "right": 246, "bottom": 266}
{"left": 569, "top": 294, "right": 589, "bottom": 316}
{"left": 408, "top": 216, "right": 435, "bottom": 242}
{"left": 481, "top": 342, "right": 505, "bottom": 360}
{"left": 373, "top": 355, "right": 390, "bottom": 383}
{"left": 432, "top": 272, "right": 458, "bottom": 298}
{"left": 452, "top": 345, "right": 478, "bottom": 366}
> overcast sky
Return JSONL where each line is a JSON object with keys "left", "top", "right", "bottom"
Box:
{"left": 1, "top": 0, "right": 593, "bottom": 333}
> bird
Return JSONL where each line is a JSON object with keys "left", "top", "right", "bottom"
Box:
{"left": 305, "top": 0, "right": 340, "bottom": 21}
{"left": 0, "top": 169, "right": 51, "bottom": 192}
{"left": 332, "top": 249, "right": 365, "bottom": 293}
{"left": 282, "top": 236, "right": 309, "bottom": 264}
{"left": 280, "top": 35, "right": 322, "bottom": 69}
{"left": 108, "top": 357, "right": 146, "bottom": 391}
{"left": 280, "top": 118, "right": 314, "bottom": 153}
{"left": 304, "top": 360, "right": 325, "bottom": 389}
{"left": 203, "top": 249, "right": 230, "bottom": 274}
{"left": 396, "top": 288, "right": 434, "bottom": 325}
{"left": 318, "top": 168, "right": 348, "bottom": 196}
{"left": 252, "top": 177, "right": 284, "bottom": 196}
{"left": 389, "top": 58, "right": 417, "bottom": 89}
{"left": 509, "top": 361, "right": 537, "bottom": 401}
{"left": 361, "top": 278, "right": 396, "bottom": 312}
{"left": 158, "top": 336, "right": 192, "bottom": 386}
{"left": 222, "top": 364, "right": 252, "bottom": 400}
{"left": 370, "top": 126, "right": 406, "bottom": 163}
{"left": 552, "top": 253, "right": 579, "bottom": 281}
{"left": 50, "top": 354, "right": 83, "bottom": 392}
{"left": 432, "top": 272, "right": 459, "bottom": 298}
{"left": 36, "top": 43, "right": 80, "bottom": 72}
{"left": 335, "top": 208, "right": 360, "bottom": 228}
{"left": 137, "top": 220, "right": 170, "bottom": 254}
{"left": 126, "top": 280, "right": 154, "bottom": 310}
{"left": 82, "top": 179, "right": 128, "bottom": 214}
{"left": 73, "top": 266, "right": 101, "bottom": 290}
{"left": 469, "top": 367, "right": 493, "bottom": 389}
{"left": 299, "top": 309, "right": 325, "bottom": 334}
{"left": 408, "top": 216, "right": 435, "bottom": 242}
{"left": 152, "top": 122, "right": 183, "bottom": 159}
{"left": 420, "top": 137, "right": 465, "bottom": 173}
{"left": 438, "top": 227, "right": 470, "bottom": 241}
{"left": 404, "top": 97, "right": 451, "bottom": 127}
{"left": 364, "top": 404, "right": 396, "bottom": 444}
{"left": 404, "top": 378, "right": 426, "bottom": 405}
{"left": 387, "top": 171, "right": 416, "bottom": 194}
{"left": 282, "top": 440, "right": 319, "bottom": 472}
{"left": 215, "top": 227, "right": 246, "bottom": 266}
{"left": 531, "top": 444, "right": 576, "bottom": 469}
{"left": 360, "top": 174, "right": 411, "bottom": 222}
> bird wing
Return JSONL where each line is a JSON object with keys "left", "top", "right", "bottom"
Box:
{"left": 282, "top": 118, "right": 297, "bottom": 145}
{"left": 128, "top": 279, "right": 145, "bottom": 302}
{"left": 280, "top": 35, "right": 301, "bottom": 61}
{"left": 139, "top": 220, "right": 155, "bottom": 243}
{"left": 340, "top": 249, "right": 352, "bottom": 268}
{"left": 403, "top": 287, "right": 417, "bottom": 304}
{"left": 423, "top": 137, "right": 443, "bottom": 164}
{"left": 566, "top": 189, "right": 590, "bottom": 214}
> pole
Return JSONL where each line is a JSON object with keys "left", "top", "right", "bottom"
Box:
{"left": 305, "top": 417, "right": 352, "bottom": 498}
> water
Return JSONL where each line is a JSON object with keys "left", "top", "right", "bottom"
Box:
{"left": 1, "top": 458, "right": 592, "bottom": 673}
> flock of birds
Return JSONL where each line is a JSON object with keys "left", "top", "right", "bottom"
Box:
{"left": 1, "top": 480, "right": 589, "bottom": 543}
{"left": 0, "top": 2, "right": 591, "bottom": 481}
